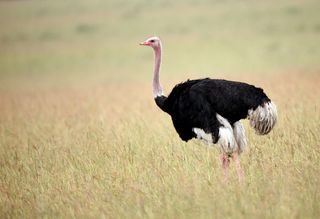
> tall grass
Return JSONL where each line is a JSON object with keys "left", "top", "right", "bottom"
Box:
{"left": 1, "top": 73, "right": 319, "bottom": 218}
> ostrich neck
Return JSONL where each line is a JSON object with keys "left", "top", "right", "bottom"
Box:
{"left": 153, "top": 45, "right": 163, "bottom": 97}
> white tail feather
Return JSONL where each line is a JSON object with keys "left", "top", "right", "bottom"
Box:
{"left": 248, "top": 101, "right": 277, "bottom": 135}
{"left": 233, "top": 121, "right": 247, "bottom": 153}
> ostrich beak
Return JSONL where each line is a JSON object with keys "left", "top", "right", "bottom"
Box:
{"left": 139, "top": 41, "right": 150, "bottom": 46}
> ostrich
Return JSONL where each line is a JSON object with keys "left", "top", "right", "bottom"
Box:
{"left": 139, "top": 36, "right": 277, "bottom": 181}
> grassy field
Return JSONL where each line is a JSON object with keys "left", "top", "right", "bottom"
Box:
{"left": 1, "top": 0, "right": 320, "bottom": 218}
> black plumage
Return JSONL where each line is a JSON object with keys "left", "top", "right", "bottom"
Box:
{"left": 155, "top": 78, "right": 270, "bottom": 143}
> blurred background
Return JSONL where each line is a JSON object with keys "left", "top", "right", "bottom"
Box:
{"left": 1, "top": 0, "right": 319, "bottom": 89}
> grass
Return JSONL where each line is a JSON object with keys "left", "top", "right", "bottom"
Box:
{"left": 0, "top": 0, "right": 320, "bottom": 218}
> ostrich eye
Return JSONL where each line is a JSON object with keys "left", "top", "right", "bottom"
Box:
{"left": 150, "top": 40, "right": 155, "bottom": 43}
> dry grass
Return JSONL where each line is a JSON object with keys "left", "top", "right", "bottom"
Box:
{"left": 1, "top": 72, "right": 319, "bottom": 218}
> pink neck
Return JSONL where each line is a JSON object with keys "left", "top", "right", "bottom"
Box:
{"left": 153, "top": 44, "right": 163, "bottom": 97}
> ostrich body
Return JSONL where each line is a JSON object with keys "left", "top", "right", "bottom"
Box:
{"left": 140, "top": 36, "right": 277, "bottom": 181}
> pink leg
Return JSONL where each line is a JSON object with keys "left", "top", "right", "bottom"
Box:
{"left": 220, "top": 153, "right": 230, "bottom": 183}
{"left": 232, "top": 152, "right": 244, "bottom": 183}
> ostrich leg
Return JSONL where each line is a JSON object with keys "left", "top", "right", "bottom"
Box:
{"left": 232, "top": 152, "right": 244, "bottom": 183}
{"left": 220, "top": 153, "right": 230, "bottom": 182}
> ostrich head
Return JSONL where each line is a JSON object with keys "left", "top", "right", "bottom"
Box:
{"left": 139, "top": 36, "right": 161, "bottom": 50}
{"left": 139, "top": 36, "right": 163, "bottom": 97}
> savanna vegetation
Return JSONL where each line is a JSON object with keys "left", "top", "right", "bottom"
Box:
{"left": 1, "top": 0, "right": 320, "bottom": 218}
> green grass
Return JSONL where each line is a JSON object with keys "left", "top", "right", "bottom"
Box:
{"left": 0, "top": 0, "right": 320, "bottom": 218}
{"left": 1, "top": 0, "right": 320, "bottom": 85}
